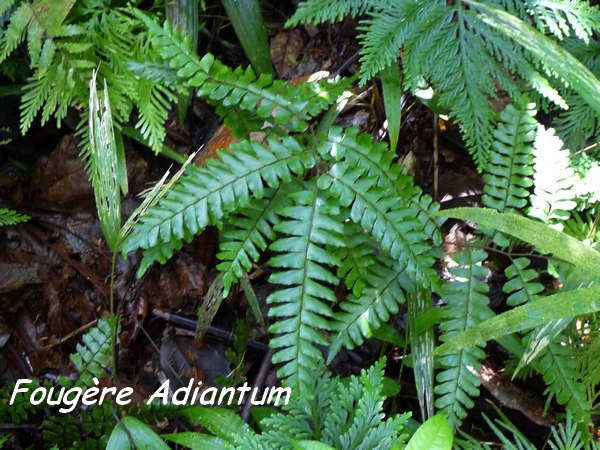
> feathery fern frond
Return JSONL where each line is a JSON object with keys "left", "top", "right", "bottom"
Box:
{"left": 553, "top": 38, "right": 600, "bottom": 150}
{"left": 267, "top": 180, "right": 344, "bottom": 393}
{"left": 123, "top": 136, "right": 315, "bottom": 275}
{"left": 528, "top": 125, "right": 576, "bottom": 227}
{"left": 291, "top": 0, "right": 598, "bottom": 168}
{"left": 0, "top": 208, "right": 29, "bottom": 226}
{"left": 482, "top": 100, "right": 536, "bottom": 213}
{"left": 525, "top": 0, "right": 600, "bottom": 43}
{"left": 287, "top": 0, "right": 372, "bottom": 26}
{"left": 217, "top": 182, "right": 298, "bottom": 295}
{"left": 435, "top": 248, "right": 494, "bottom": 428}
{"left": 232, "top": 359, "right": 410, "bottom": 450}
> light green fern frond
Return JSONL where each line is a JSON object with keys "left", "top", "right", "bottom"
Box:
{"left": 553, "top": 38, "right": 600, "bottom": 150}
{"left": 482, "top": 100, "right": 537, "bottom": 213}
{"left": 60, "top": 317, "right": 116, "bottom": 389}
{"left": 136, "top": 13, "right": 347, "bottom": 135}
{"left": 524, "top": 0, "right": 600, "bottom": 43}
{"left": 528, "top": 124, "right": 577, "bottom": 227}
{"left": 123, "top": 136, "right": 315, "bottom": 275}
{"left": 318, "top": 126, "right": 442, "bottom": 245}
{"left": 232, "top": 359, "right": 410, "bottom": 450}
{"left": 0, "top": 208, "right": 29, "bottom": 226}
{"left": 267, "top": 181, "right": 344, "bottom": 393}
{"left": 435, "top": 248, "right": 494, "bottom": 428}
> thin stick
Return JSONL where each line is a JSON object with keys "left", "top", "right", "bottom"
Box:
{"left": 241, "top": 349, "right": 274, "bottom": 422}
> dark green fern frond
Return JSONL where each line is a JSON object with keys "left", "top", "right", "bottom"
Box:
{"left": 123, "top": 136, "right": 315, "bottom": 275}
{"left": 217, "top": 182, "right": 298, "bottom": 295}
{"left": 319, "top": 126, "right": 442, "bottom": 245}
{"left": 267, "top": 180, "right": 344, "bottom": 393}
{"left": 320, "top": 160, "right": 438, "bottom": 289}
{"left": 330, "top": 252, "right": 412, "bottom": 358}
{"left": 481, "top": 100, "right": 537, "bottom": 213}
{"left": 136, "top": 13, "right": 348, "bottom": 135}
{"left": 532, "top": 339, "right": 591, "bottom": 425}
{"left": 503, "top": 257, "right": 544, "bottom": 306}
{"left": 0, "top": 208, "right": 29, "bottom": 226}
{"left": 287, "top": 0, "right": 372, "bottom": 26}
{"left": 435, "top": 248, "right": 494, "bottom": 428}
{"left": 528, "top": 125, "right": 576, "bottom": 227}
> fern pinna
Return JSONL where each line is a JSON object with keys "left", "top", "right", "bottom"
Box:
{"left": 289, "top": 0, "right": 600, "bottom": 168}
{"left": 120, "top": 14, "right": 441, "bottom": 394}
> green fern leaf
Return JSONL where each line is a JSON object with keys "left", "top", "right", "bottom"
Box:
{"left": 319, "top": 160, "right": 437, "bottom": 289}
{"left": 532, "top": 339, "right": 591, "bottom": 425}
{"left": 482, "top": 100, "right": 536, "bottom": 213}
{"left": 0, "top": 208, "right": 29, "bottom": 226}
{"left": 287, "top": 0, "right": 372, "bottom": 26}
{"left": 267, "top": 181, "right": 344, "bottom": 393}
{"left": 319, "top": 126, "right": 442, "bottom": 245}
{"left": 503, "top": 257, "right": 544, "bottom": 307}
{"left": 526, "top": 0, "right": 600, "bottom": 43}
{"left": 528, "top": 125, "right": 576, "bottom": 227}
{"left": 136, "top": 13, "right": 346, "bottom": 134}
{"left": 330, "top": 253, "right": 412, "bottom": 358}
{"left": 435, "top": 248, "right": 494, "bottom": 428}
{"left": 123, "top": 136, "right": 315, "bottom": 275}
{"left": 217, "top": 183, "right": 297, "bottom": 295}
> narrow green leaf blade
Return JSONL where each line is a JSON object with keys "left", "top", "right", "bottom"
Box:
{"left": 435, "top": 287, "right": 600, "bottom": 355}
{"left": 380, "top": 63, "right": 402, "bottom": 151}
{"left": 435, "top": 208, "right": 600, "bottom": 276}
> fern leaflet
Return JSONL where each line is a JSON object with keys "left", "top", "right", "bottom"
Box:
{"left": 435, "top": 248, "right": 494, "bottom": 428}
{"left": 267, "top": 180, "right": 344, "bottom": 393}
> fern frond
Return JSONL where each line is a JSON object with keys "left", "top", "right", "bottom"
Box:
{"left": 482, "top": 100, "right": 537, "bottom": 213}
{"left": 287, "top": 0, "right": 372, "bottom": 26}
{"left": 60, "top": 318, "right": 116, "bottom": 389}
{"left": 123, "top": 136, "right": 315, "bottom": 275}
{"left": 435, "top": 248, "right": 494, "bottom": 428}
{"left": 217, "top": 182, "right": 298, "bottom": 295}
{"left": 267, "top": 180, "right": 344, "bottom": 393}
{"left": 503, "top": 257, "right": 544, "bottom": 306}
{"left": 525, "top": 0, "right": 600, "bottom": 43}
{"left": 532, "top": 339, "right": 591, "bottom": 425}
{"left": 320, "top": 160, "right": 437, "bottom": 289}
{"left": 553, "top": 38, "right": 600, "bottom": 150}
{"left": 319, "top": 126, "right": 442, "bottom": 245}
{"left": 528, "top": 124, "right": 576, "bottom": 227}
{"left": 359, "top": 0, "right": 441, "bottom": 83}
{"left": 0, "top": 208, "right": 29, "bottom": 226}
{"left": 330, "top": 252, "right": 411, "bottom": 357}
{"left": 136, "top": 13, "right": 347, "bottom": 134}
{"left": 234, "top": 359, "right": 410, "bottom": 450}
